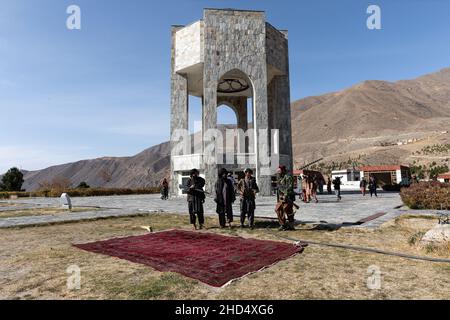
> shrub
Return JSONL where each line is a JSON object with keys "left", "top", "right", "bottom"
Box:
{"left": 77, "top": 182, "right": 90, "bottom": 189}
{"left": 382, "top": 184, "right": 402, "bottom": 192}
{"left": 400, "top": 182, "right": 450, "bottom": 210}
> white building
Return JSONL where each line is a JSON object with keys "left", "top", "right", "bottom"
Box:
{"left": 438, "top": 173, "right": 450, "bottom": 183}
{"left": 331, "top": 169, "right": 361, "bottom": 191}
{"left": 331, "top": 165, "right": 412, "bottom": 191}
{"left": 359, "top": 166, "right": 411, "bottom": 186}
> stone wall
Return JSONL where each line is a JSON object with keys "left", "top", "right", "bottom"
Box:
{"left": 266, "top": 23, "right": 289, "bottom": 75}
{"left": 266, "top": 23, "right": 292, "bottom": 171}
{"left": 268, "top": 75, "right": 293, "bottom": 165}
{"left": 175, "top": 21, "right": 204, "bottom": 72}
{"left": 170, "top": 26, "right": 189, "bottom": 196}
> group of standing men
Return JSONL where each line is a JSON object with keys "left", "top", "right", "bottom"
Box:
{"left": 161, "top": 166, "right": 378, "bottom": 230}
{"left": 184, "top": 168, "right": 258, "bottom": 230}
{"left": 183, "top": 166, "right": 297, "bottom": 231}
{"left": 161, "top": 168, "right": 383, "bottom": 231}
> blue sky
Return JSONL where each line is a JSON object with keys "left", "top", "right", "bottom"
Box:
{"left": 1, "top": 0, "right": 450, "bottom": 172}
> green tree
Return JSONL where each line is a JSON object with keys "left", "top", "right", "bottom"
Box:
{"left": 410, "top": 165, "right": 426, "bottom": 180}
{"left": 1, "top": 167, "right": 24, "bottom": 191}
{"left": 76, "top": 181, "right": 90, "bottom": 189}
{"left": 429, "top": 165, "right": 449, "bottom": 180}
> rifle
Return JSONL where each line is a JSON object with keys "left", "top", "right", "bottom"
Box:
{"left": 277, "top": 194, "right": 300, "bottom": 211}
{"left": 193, "top": 189, "right": 210, "bottom": 195}
{"left": 179, "top": 184, "right": 211, "bottom": 194}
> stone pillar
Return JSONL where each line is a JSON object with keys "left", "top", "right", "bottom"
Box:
{"left": 266, "top": 24, "right": 293, "bottom": 175}
{"left": 203, "top": 78, "right": 218, "bottom": 195}
{"left": 253, "top": 77, "right": 272, "bottom": 196}
{"left": 235, "top": 97, "right": 248, "bottom": 133}
{"left": 170, "top": 26, "right": 189, "bottom": 197}
{"left": 268, "top": 75, "right": 293, "bottom": 172}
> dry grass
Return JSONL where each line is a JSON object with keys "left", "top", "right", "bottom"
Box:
{"left": 0, "top": 207, "right": 97, "bottom": 219}
{"left": 0, "top": 213, "right": 448, "bottom": 300}
{"left": 0, "top": 202, "right": 18, "bottom": 208}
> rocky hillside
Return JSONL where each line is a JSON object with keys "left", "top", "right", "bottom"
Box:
{"left": 291, "top": 67, "right": 450, "bottom": 169}
{"left": 22, "top": 142, "right": 171, "bottom": 191}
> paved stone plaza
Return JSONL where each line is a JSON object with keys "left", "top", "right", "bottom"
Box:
{"left": 1, "top": 192, "right": 445, "bottom": 229}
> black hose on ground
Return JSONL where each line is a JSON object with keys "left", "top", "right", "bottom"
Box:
{"left": 267, "top": 229, "right": 450, "bottom": 264}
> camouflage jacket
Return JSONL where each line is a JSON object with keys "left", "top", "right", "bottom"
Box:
{"left": 277, "top": 174, "right": 295, "bottom": 201}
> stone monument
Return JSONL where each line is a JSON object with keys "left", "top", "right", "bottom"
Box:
{"left": 170, "top": 8, "right": 293, "bottom": 196}
{"left": 60, "top": 193, "right": 72, "bottom": 210}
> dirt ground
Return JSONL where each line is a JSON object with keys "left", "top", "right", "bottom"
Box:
{"left": 0, "top": 202, "right": 18, "bottom": 207}
{"left": 0, "top": 213, "right": 448, "bottom": 300}
{"left": 0, "top": 207, "right": 97, "bottom": 219}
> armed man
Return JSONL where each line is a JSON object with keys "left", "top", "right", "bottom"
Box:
{"left": 275, "top": 165, "right": 298, "bottom": 231}
{"left": 185, "top": 169, "right": 206, "bottom": 230}
{"left": 237, "top": 168, "right": 259, "bottom": 229}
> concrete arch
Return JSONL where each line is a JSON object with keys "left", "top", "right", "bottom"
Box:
{"left": 216, "top": 97, "right": 249, "bottom": 132}
{"left": 216, "top": 100, "right": 239, "bottom": 122}
{"left": 217, "top": 68, "right": 254, "bottom": 99}
{"left": 216, "top": 68, "right": 253, "bottom": 133}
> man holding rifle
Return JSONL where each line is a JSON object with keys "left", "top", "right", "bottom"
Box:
{"left": 185, "top": 169, "right": 206, "bottom": 230}
{"left": 275, "top": 165, "right": 299, "bottom": 231}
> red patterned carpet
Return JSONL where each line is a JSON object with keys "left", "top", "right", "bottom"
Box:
{"left": 74, "top": 229, "right": 305, "bottom": 287}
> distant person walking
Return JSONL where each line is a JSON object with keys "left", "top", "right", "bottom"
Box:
{"left": 301, "top": 174, "right": 308, "bottom": 202}
{"left": 297, "top": 174, "right": 304, "bottom": 202}
{"left": 360, "top": 178, "right": 367, "bottom": 197}
{"left": 327, "top": 177, "right": 332, "bottom": 195}
{"left": 332, "top": 176, "right": 342, "bottom": 201}
{"left": 369, "top": 175, "right": 378, "bottom": 198}
{"left": 304, "top": 174, "right": 312, "bottom": 203}
{"left": 215, "top": 168, "right": 236, "bottom": 228}
{"left": 318, "top": 177, "right": 324, "bottom": 195}
{"left": 311, "top": 174, "right": 319, "bottom": 203}
{"left": 237, "top": 168, "right": 259, "bottom": 229}
{"left": 160, "top": 178, "right": 169, "bottom": 200}
{"left": 185, "top": 169, "right": 206, "bottom": 230}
